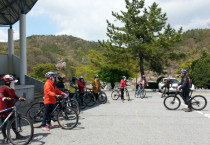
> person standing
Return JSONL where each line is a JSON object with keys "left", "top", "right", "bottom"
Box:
{"left": 78, "top": 76, "right": 85, "bottom": 105}
{"left": 0, "top": 75, "right": 26, "bottom": 143}
{"left": 69, "top": 76, "right": 78, "bottom": 99}
{"left": 42, "top": 72, "right": 65, "bottom": 131}
{"left": 56, "top": 75, "right": 65, "bottom": 91}
{"left": 120, "top": 76, "right": 127, "bottom": 102}
{"left": 92, "top": 75, "right": 100, "bottom": 101}
{"left": 178, "top": 70, "right": 191, "bottom": 112}
{"left": 136, "top": 75, "right": 147, "bottom": 96}
{"left": 161, "top": 78, "right": 172, "bottom": 98}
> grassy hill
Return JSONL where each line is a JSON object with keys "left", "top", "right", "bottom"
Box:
{"left": 0, "top": 35, "right": 101, "bottom": 76}
{"left": 0, "top": 29, "right": 210, "bottom": 80}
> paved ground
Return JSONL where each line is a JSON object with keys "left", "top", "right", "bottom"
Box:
{"left": 1, "top": 90, "right": 210, "bottom": 145}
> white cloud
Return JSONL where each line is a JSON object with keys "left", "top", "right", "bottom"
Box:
{"left": 0, "top": 28, "right": 20, "bottom": 42}
{"left": 2, "top": 0, "right": 210, "bottom": 42}
{"left": 30, "top": 0, "right": 126, "bottom": 41}
{"left": 0, "top": 29, "right": 7, "bottom": 42}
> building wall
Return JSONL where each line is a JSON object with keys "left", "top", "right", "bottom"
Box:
{"left": 0, "top": 54, "right": 9, "bottom": 74}
{"left": 12, "top": 55, "right": 21, "bottom": 79}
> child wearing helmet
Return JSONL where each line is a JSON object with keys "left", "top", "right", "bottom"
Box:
{"left": 136, "top": 75, "right": 147, "bottom": 96}
{"left": 42, "top": 72, "right": 66, "bottom": 131}
{"left": 120, "top": 76, "right": 127, "bottom": 102}
{"left": 92, "top": 75, "right": 100, "bottom": 100}
{"left": 161, "top": 78, "right": 172, "bottom": 98}
{"left": 69, "top": 76, "right": 78, "bottom": 98}
{"left": 0, "top": 75, "right": 26, "bottom": 143}
{"left": 56, "top": 75, "right": 65, "bottom": 91}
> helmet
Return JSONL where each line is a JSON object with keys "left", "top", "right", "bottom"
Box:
{"left": 94, "top": 74, "right": 99, "bottom": 78}
{"left": 142, "top": 75, "right": 145, "bottom": 78}
{"left": 122, "top": 76, "right": 126, "bottom": 79}
{"left": 167, "top": 77, "right": 170, "bottom": 80}
{"left": 72, "top": 76, "right": 77, "bottom": 80}
{"left": 180, "top": 70, "right": 187, "bottom": 74}
{"left": 45, "top": 72, "right": 58, "bottom": 78}
{"left": 58, "top": 75, "right": 65, "bottom": 81}
{"left": 79, "top": 76, "right": 84, "bottom": 79}
{"left": 1, "top": 75, "right": 18, "bottom": 83}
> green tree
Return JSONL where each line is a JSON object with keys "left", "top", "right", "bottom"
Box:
{"left": 29, "top": 63, "right": 56, "bottom": 82}
{"left": 100, "top": 0, "right": 182, "bottom": 76}
{"left": 98, "top": 66, "right": 130, "bottom": 89}
{"left": 191, "top": 51, "right": 210, "bottom": 89}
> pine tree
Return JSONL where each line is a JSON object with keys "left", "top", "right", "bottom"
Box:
{"left": 100, "top": 0, "right": 182, "bottom": 76}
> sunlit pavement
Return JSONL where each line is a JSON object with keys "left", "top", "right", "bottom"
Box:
{"left": 2, "top": 90, "right": 209, "bottom": 145}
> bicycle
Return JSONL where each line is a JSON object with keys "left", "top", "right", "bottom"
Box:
{"left": 26, "top": 95, "right": 78, "bottom": 130}
{"left": 135, "top": 84, "right": 146, "bottom": 98}
{"left": 111, "top": 87, "right": 130, "bottom": 101}
{"left": 163, "top": 89, "right": 207, "bottom": 111}
{"left": 63, "top": 89, "right": 80, "bottom": 115}
{"left": 0, "top": 99, "right": 34, "bottom": 145}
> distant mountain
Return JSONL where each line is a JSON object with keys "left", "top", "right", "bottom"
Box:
{"left": 0, "top": 29, "right": 210, "bottom": 78}
{"left": 0, "top": 35, "right": 101, "bottom": 74}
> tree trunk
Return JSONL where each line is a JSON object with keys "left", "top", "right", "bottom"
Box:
{"left": 139, "top": 53, "right": 144, "bottom": 76}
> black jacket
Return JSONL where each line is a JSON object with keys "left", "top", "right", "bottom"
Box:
{"left": 179, "top": 75, "right": 190, "bottom": 91}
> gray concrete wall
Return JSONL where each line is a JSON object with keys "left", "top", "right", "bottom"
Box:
{"left": 12, "top": 55, "right": 21, "bottom": 79}
{"left": 0, "top": 54, "right": 9, "bottom": 74}
{"left": 0, "top": 85, "right": 34, "bottom": 107}
{"left": 25, "top": 75, "right": 44, "bottom": 93}
{"left": 15, "top": 85, "right": 35, "bottom": 107}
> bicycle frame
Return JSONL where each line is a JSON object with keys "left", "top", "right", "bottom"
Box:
{"left": 0, "top": 106, "right": 21, "bottom": 132}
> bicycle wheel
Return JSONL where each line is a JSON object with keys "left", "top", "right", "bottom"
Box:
{"left": 75, "top": 94, "right": 87, "bottom": 109}
{"left": 164, "top": 96, "right": 181, "bottom": 110}
{"left": 190, "top": 95, "right": 207, "bottom": 111}
{"left": 140, "top": 89, "right": 146, "bottom": 99}
{"left": 7, "top": 115, "right": 34, "bottom": 145}
{"left": 57, "top": 107, "right": 78, "bottom": 130}
{"left": 26, "top": 102, "right": 44, "bottom": 128}
{"left": 66, "top": 99, "right": 80, "bottom": 115}
{"left": 85, "top": 92, "right": 96, "bottom": 107}
{"left": 126, "top": 90, "right": 130, "bottom": 101}
{"left": 98, "top": 91, "right": 107, "bottom": 104}
{"left": 111, "top": 90, "right": 120, "bottom": 100}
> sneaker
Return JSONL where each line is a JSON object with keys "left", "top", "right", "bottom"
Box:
{"left": 42, "top": 126, "right": 50, "bottom": 131}
{"left": 16, "top": 134, "right": 24, "bottom": 139}
{"left": 185, "top": 107, "right": 191, "bottom": 112}
{"left": 47, "top": 123, "right": 54, "bottom": 128}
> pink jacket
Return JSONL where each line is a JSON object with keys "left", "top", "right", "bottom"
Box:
{"left": 120, "top": 79, "right": 127, "bottom": 89}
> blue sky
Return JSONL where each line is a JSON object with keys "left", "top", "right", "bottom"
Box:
{"left": 0, "top": 0, "right": 210, "bottom": 42}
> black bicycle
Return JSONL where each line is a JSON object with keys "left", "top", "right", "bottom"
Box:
{"left": 26, "top": 95, "right": 78, "bottom": 130}
{"left": 111, "top": 87, "right": 130, "bottom": 101}
{"left": 0, "top": 99, "right": 34, "bottom": 145}
{"left": 163, "top": 89, "right": 207, "bottom": 111}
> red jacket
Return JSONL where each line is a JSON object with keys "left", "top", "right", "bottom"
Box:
{"left": 120, "top": 79, "right": 127, "bottom": 89}
{"left": 78, "top": 80, "right": 85, "bottom": 92}
{"left": 0, "top": 86, "right": 19, "bottom": 117}
{"left": 44, "top": 79, "right": 63, "bottom": 104}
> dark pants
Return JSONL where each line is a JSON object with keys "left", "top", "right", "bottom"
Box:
{"left": 120, "top": 89, "right": 124, "bottom": 100}
{"left": 93, "top": 92, "right": 99, "bottom": 100}
{"left": 42, "top": 104, "right": 55, "bottom": 127}
{"left": 79, "top": 92, "right": 84, "bottom": 104}
{"left": 69, "top": 93, "right": 74, "bottom": 99}
{"left": 181, "top": 91, "right": 191, "bottom": 108}
{"left": 0, "top": 116, "right": 20, "bottom": 139}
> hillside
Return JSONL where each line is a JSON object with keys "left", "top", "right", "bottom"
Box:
{"left": 0, "top": 29, "right": 210, "bottom": 80}
{"left": 0, "top": 35, "right": 101, "bottom": 75}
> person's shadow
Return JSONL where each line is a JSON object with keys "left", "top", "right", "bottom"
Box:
{"left": 29, "top": 132, "right": 50, "bottom": 145}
